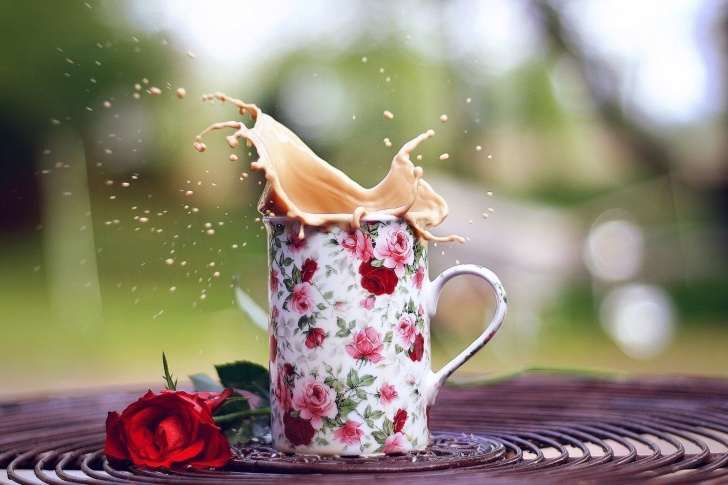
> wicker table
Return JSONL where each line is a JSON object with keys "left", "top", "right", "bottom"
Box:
{"left": 2, "top": 375, "right": 727, "bottom": 484}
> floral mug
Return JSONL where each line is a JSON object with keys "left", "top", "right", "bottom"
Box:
{"left": 266, "top": 216, "right": 506, "bottom": 456}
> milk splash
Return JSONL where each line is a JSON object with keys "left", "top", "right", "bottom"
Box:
{"left": 194, "top": 92, "right": 463, "bottom": 243}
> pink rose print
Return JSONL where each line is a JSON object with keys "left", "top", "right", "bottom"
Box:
{"left": 413, "top": 266, "right": 425, "bottom": 289}
{"left": 334, "top": 420, "right": 364, "bottom": 446}
{"left": 305, "top": 327, "right": 326, "bottom": 349}
{"left": 292, "top": 375, "right": 338, "bottom": 430}
{"left": 383, "top": 433, "right": 407, "bottom": 454}
{"left": 272, "top": 305, "right": 279, "bottom": 319}
{"left": 335, "top": 301, "right": 349, "bottom": 313}
{"left": 289, "top": 231, "right": 306, "bottom": 253}
{"left": 395, "top": 314, "right": 419, "bottom": 347}
{"left": 301, "top": 258, "right": 318, "bottom": 283}
{"left": 275, "top": 367, "right": 292, "bottom": 412}
{"left": 393, "top": 409, "right": 407, "bottom": 433}
{"left": 345, "top": 327, "right": 384, "bottom": 364}
{"left": 291, "top": 283, "right": 315, "bottom": 314}
{"left": 341, "top": 230, "right": 374, "bottom": 262}
{"left": 270, "top": 269, "right": 280, "bottom": 293}
{"left": 379, "top": 383, "right": 398, "bottom": 405}
{"left": 373, "top": 224, "right": 414, "bottom": 278}
{"left": 359, "top": 295, "right": 375, "bottom": 310}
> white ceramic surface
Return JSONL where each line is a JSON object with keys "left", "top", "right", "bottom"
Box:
{"left": 266, "top": 216, "right": 506, "bottom": 456}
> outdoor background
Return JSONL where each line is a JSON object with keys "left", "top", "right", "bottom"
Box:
{"left": 1, "top": 0, "right": 727, "bottom": 397}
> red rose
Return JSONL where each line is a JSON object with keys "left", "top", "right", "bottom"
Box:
{"left": 291, "top": 283, "right": 315, "bottom": 314}
{"left": 283, "top": 411, "right": 315, "bottom": 446}
{"left": 305, "top": 327, "right": 326, "bottom": 349}
{"left": 359, "top": 260, "right": 398, "bottom": 296}
{"left": 334, "top": 420, "right": 364, "bottom": 445}
{"left": 393, "top": 409, "right": 407, "bottom": 433}
{"left": 409, "top": 333, "right": 425, "bottom": 362}
{"left": 284, "top": 363, "right": 295, "bottom": 376}
{"left": 270, "top": 269, "right": 280, "bottom": 293}
{"left": 289, "top": 232, "right": 306, "bottom": 253}
{"left": 104, "top": 390, "right": 231, "bottom": 469}
{"left": 269, "top": 332, "right": 278, "bottom": 363}
{"left": 300, "top": 258, "right": 318, "bottom": 283}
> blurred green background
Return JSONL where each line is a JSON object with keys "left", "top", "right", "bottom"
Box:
{"left": 1, "top": 0, "right": 727, "bottom": 397}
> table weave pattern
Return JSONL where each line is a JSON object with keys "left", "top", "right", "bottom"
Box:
{"left": 2, "top": 375, "right": 727, "bottom": 484}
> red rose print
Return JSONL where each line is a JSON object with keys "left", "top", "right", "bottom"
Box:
{"left": 373, "top": 224, "right": 414, "bottom": 277}
{"left": 393, "top": 409, "right": 407, "bottom": 433}
{"left": 413, "top": 265, "right": 425, "bottom": 289}
{"left": 269, "top": 332, "right": 278, "bottom": 363}
{"left": 288, "top": 232, "right": 306, "bottom": 253}
{"left": 271, "top": 305, "right": 279, "bottom": 319}
{"left": 395, "top": 314, "right": 419, "bottom": 346}
{"left": 305, "top": 327, "right": 326, "bottom": 349}
{"left": 292, "top": 375, "right": 338, "bottom": 429}
{"left": 283, "top": 411, "right": 315, "bottom": 446}
{"left": 284, "top": 363, "right": 295, "bottom": 376}
{"left": 345, "top": 327, "right": 384, "bottom": 363}
{"left": 300, "top": 258, "right": 318, "bottom": 283}
{"left": 275, "top": 368, "right": 292, "bottom": 412}
{"left": 341, "top": 229, "right": 374, "bottom": 261}
{"left": 334, "top": 420, "right": 364, "bottom": 445}
{"left": 104, "top": 390, "right": 231, "bottom": 469}
{"left": 379, "top": 382, "right": 398, "bottom": 404}
{"left": 383, "top": 433, "right": 407, "bottom": 454}
{"left": 408, "top": 333, "right": 425, "bottom": 362}
{"left": 291, "top": 283, "right": 315, "bottom": 314}
{"left": 270, "top": 269, "right": 280, "bottom": 293}
{"left": 359, "top": 260, "right": 397, "bottom": 296}
{"left": 359, "top": 295, "right": 375, "bottom": 310}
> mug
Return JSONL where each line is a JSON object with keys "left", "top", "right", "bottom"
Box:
{"left": 266, "top": 216, "right": 506, "bottom": 456}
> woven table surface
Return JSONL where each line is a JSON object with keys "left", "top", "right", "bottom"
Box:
{"left": 1, "top": 374, "right": 727, "bottom": 484}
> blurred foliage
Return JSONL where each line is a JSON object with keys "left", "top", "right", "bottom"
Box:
{"left": 0, "top": 0, "right": 727, "bottom": 394}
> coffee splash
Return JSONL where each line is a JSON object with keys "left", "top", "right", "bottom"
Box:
{"left": 194, "top": 92, "right": 463, "bottom": 243}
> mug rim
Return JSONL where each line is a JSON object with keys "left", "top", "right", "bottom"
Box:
{"left": 263, "top": 214, "right": 405, "bottom": 224}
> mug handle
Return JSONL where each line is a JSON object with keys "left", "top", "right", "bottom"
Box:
{"left": 424, "top": 264, "right": 507, "bottom": 407}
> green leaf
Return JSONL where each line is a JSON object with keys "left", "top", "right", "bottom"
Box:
{"left": 383, "top": 331, "right": 393, "bottom": 344}
{"left": 284, "top": 279, "right": 295, "bottom": 292}
{"left": 364, "top": 404, "right": 372, "bottom": 418}
{"left": 162, "top": 352, "right": 177, "bottom": 391}
{"left": 371, "top": 259, "right": 383, "bottom": 267}
{"left": 355, "top": 388, "right": 367, "bottom": 400}
{"left": 323, "top": 291, "right": 334, "bottom": 300}
{"left": 298, "top": 315, "right": 309, "bottom": 330}
{"left": 338, "top": 398, "right": 358, "bottom": 416}
{"left": 337, "top": 317, "right": 346, "bottom": 329}
{"left": 346, "top": 368, "right": 360, "bottom": 388}
{"left": 214, "top": 395, "right": 250, "bottom": 416}
{"left": 359, "top": 375, "right": 376, "bottom": 387}
{"left": 189, "top": 373, "right": 224, "bottom": 393}
{"left": 372, "top": 431, "right": 388, "bottom": 445}
{"left": 292, "top": 266, "right": 302, "bottom": 284}
{"left": 215, "top": 361, "right": 269, "bottom": 400}
{"left": 366, "top": 419, "right": 374, "bottom": 428}
{"left": 383, "top": 417, "right": 394, "bottom": 435}
{"left": 317, "top": 303, "right": 326, "bottom": 310}
{"left": 283, "top": 257, "right": 294, "bottom": 267}
{"left": 370, "top": 410, "right": 385, "bottom": 420}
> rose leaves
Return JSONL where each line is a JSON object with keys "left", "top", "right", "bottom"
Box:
{"left": 189, "top": 360, "right": 271, "bottom": 447}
